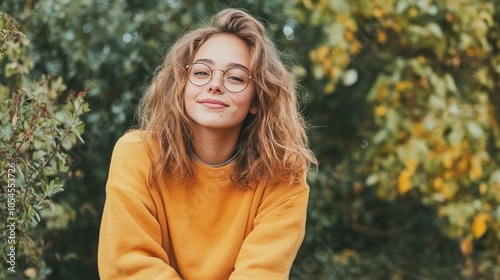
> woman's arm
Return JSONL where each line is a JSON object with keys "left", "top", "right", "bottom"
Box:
{"left": 98, "top": 132, "right": 182, "bottom": 280}
{"left": 229, "top": 180, "right": 309, "bottom": 280}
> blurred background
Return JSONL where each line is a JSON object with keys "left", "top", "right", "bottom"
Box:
{"left": 1, "top": 0, "right": 499, "bottom": 279}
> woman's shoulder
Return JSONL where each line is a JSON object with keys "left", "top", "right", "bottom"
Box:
{"left": 116, "top": 129, "right": 147, "bottom": 144}
{"left": 112, "top": 129, "right": 156, "bottom": 159}
{"left": 259, "top": 173, "right": 310, "bottom": 197}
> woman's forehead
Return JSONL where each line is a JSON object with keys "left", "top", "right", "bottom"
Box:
{"left": 193, "top": 34, "right": 251, "bottom": 69}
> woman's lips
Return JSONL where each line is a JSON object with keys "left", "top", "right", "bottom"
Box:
{"left": 199, "top": 99, "right": 229, "bottom": 109}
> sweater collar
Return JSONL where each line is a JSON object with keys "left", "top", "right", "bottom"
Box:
{"left": 192, "top": 159, "right": 235, "bottom": 178}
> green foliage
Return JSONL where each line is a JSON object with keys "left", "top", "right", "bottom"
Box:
{"left": 0, "top": 12, "right": 88, "bottom": 279}
{"left": 295, "top": 0, "right": 500, "bottom": 278}
{"left": 1, "top": 1, "right": 300, "bottom": 278}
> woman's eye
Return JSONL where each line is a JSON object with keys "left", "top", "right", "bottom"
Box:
{"left": 227, "top": 75, "right": 244, "bottom": 83}
{"left": 194, "top": 71, "right": 210, "bottom": 76}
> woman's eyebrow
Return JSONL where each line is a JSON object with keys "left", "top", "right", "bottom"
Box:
{"left": 194, "top": 58, "right": 250, "bottom": 72}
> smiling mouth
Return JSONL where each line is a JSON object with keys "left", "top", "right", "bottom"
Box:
{"left": 198, "top": 99, "right": 229, "bottom": 109}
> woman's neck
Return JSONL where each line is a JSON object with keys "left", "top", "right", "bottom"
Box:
{"left": 193, "top": 126, "right": 241, "bottom": 165}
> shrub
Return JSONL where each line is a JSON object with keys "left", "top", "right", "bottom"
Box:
{"left": 0, "top": 13, "right": 88, "bottom": 279}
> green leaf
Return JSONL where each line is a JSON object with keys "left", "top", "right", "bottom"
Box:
{"left": 61, "top": 139, "right": 72, "bottom": 151}
{"left": 444, "top": 73, "right": 458, "bottom": 94}
{"left": 427, "top": 22, "right": 443, "bottom": 38}
{"left": 429, "top": 94, "right": 446, "bottom": 110}
{"left": 467, "top": 121, "right": 483, "bottom": 138}
{"left": 366, "top": 174, "right": 379, "bottom": 186}
{"left": 312, "top": 64, "right": 325, "bottom": 79}
{"left": 72, "top": 126, "right": 85, "bottom": 144}
{"left": 373, "top": 129, "right": 389, "bottom": 144}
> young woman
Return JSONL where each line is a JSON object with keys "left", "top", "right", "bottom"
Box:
{"left": 98, "top": 8, "right": 317, "bottom": 280}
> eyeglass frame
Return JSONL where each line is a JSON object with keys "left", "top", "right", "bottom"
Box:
{"left": 185, "top": 62, "right": 253, "bottom": 93}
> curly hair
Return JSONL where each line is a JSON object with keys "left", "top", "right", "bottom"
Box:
{"left": 136, "top": 8, "right": 317, "bottom": 189}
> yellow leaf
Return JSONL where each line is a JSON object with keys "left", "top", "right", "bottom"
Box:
{"left": 441, "top": 182, "right": 457, "bottom": 200}
{"left": 377, "top": 31, "right": 387, "bottom": 44}
{"left": 457, "top": 157, "right": 468, "bottom": 172}
{"left": 323, "top": 59, "right": 332, "bottom": 72}
{"left": 470, "top": 156, "right": 483, "bottom": 180}
{"left": 404, "top": 158, "right": 417, "bottom": 173}
{"left": 350, "top": 40, "right": 362, "bottom": 54}
{"left": 479, "top": 183, "right": 487, "bottom": 195}
{"left": 408, "top": 7, "right": 418, "bottom": 18}
{"left": 324, "top": 81, "right": 336, "bottom": 95}
{"left": 433, "top": 177, "right": 444, "bottom": 190}
{"left": 472, "top": 213, "right": 490, "bottom": 239}
{"left": 316, "top": 45, "right": 329, "bottom": 61}
{"left": 442, "top": 151, "right": 454, "bottom": 169}
{"left": 337, "top": 13, "right": 348, "bottom": 25}
{"left": 411, "top": 123, "right": 424, "bottom": 137}
{"left": 345, "top": 18, "right": 357, "bottom": 31}
{"left": 373, "top": 7, "right": 383, "bottom": 18}
{"left": 344, "top": 31, "right": 354, "bottom": 41}
{"left": 394, "top": 81, "right": 413, "bottom": 92}
{"left": 375, "top": 105, "right": 387, "bottom": 117}
{"left": 328, "top": 66, "right": 339, "bottom": 79}
{"left": 443, "top": 170, "right": 453, "bottom": 180}
{"left": 397, "top": 170, "right": 412, "bottom": 195}
{"left": 377, "top": 84, "right": 389, "bottom": 100}
{"left": 484, "top": 203, "right": 491, "bottom": 212}
{"left": 460, "top": 238, "right": 473, "bottom": 255}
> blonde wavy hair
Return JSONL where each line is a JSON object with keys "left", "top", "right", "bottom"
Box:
{"left": 136, "top": 8, "right": 317, "bottom": 189}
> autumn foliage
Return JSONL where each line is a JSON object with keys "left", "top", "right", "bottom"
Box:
{"left": 297, "top": 0, "right": 500, "bottom": 278}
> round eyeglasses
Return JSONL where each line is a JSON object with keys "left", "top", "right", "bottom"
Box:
{"left": 186, "top": 62, "right": 252, "bottom": 93}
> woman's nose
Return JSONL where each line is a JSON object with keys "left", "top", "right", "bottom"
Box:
{"left": 207, "top": 69, "right": 225, "bottom": 94}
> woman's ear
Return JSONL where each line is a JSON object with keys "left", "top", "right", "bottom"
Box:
{"left": 249, "top": 91, "right": 258, "bottom": 114}
{"left": 249, "top": 106, "right": 257, "bottom": 115}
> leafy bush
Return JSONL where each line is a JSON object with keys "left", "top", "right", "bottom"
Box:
{"left": 0, "top": 13, "right": 88, "bottom": 279}
{"left": 295, "top": 0, "right": 500, "bottom": 278}
{"left": 0, "top": 1, "right": 299, "bottom": 278}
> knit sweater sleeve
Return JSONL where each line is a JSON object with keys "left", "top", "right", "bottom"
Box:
{"left": 229, "top": 179, "right": 310, "bottom": 280}
{"left": 98, "top": 132, "right": 182, "bottom": 280}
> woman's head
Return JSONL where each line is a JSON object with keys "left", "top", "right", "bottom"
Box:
{"left": 184, "top": 33, "right": 257, "bottom": 131}
{"left": 137, "top": 8, "right": 317, "bottom": 187}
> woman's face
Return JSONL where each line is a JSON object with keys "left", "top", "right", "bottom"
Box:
{"left": 184, "top": 34, "right": 257, "bottom": 132}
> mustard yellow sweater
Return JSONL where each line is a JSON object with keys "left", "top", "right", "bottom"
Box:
{"left": 98, "top": 131, "right": 309, "bottom": 280}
